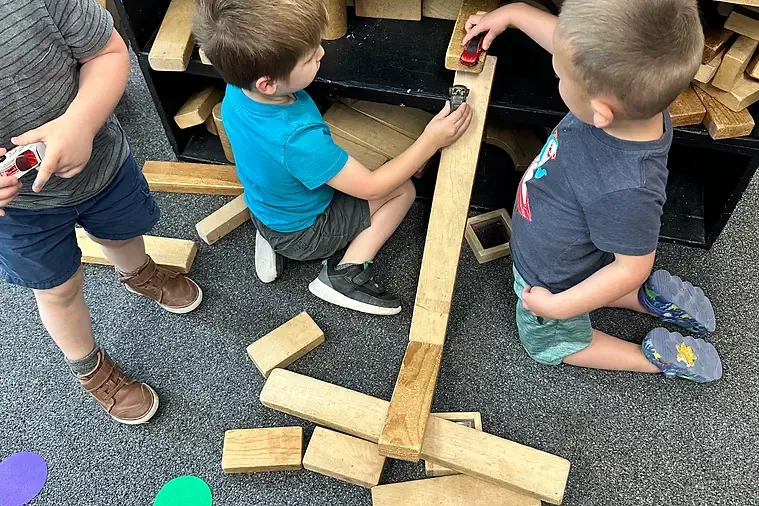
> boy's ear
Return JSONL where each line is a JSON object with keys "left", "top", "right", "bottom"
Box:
{"left": 255, "top": 76, "right": 278, "bottom": 96}
{"left": 589, "top": 98, "right": 615, "bottom": 129}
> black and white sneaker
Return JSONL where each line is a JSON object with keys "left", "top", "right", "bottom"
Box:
{"left": 255, "top": 230, "right": 284, "bottom": 283}
{"left": 308, "top": 257, "right": 401, "bottom": 315}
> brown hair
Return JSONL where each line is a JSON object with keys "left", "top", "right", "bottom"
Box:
{"left": 193, "top": 0, "right": 327, "bottom": 88}
{"left": 556, "top": 0, "right": 704, "bottom": 120}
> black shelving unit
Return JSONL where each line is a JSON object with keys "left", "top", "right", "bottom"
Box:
{"left": 114, "top": 0, "right": 759, "bottom": 248}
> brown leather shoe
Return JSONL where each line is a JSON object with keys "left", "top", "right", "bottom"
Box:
{"left": 78, "top": 350, "right": 159, "bottom": 425}
{"left": 120, "top": 256, "right": 203, "bottom": 314}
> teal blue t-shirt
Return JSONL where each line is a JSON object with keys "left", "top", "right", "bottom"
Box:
{"left": 222, "top": 86, "right": 349, "bottom": 233}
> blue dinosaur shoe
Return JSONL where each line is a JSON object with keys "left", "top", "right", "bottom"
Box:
{"left": 638, "top": 270, "right": 716, "bottom": 335}
{"left": 642, "top": 328, "right": 722, "bottom": 383}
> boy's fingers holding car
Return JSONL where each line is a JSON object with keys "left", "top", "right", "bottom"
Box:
{"left": 0, "top": 175, "right": 22, "bottom": 217}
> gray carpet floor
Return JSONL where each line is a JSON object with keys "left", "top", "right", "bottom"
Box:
{"left": 1, "top": 53, "right": 758, "bottom": 506}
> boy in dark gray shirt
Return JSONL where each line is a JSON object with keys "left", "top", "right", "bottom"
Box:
{"left": 464, "top": 0, "right": 723, "bottom": 382}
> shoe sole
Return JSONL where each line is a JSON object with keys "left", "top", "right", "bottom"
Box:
{"left": 308, "top": 278, "right": 401, "bottom": 316}
{"left": 644, "top": 328, "right": 723, "bottom": 383}
{"left": 111, "top": 384, "right": 160, "bottom": 425}
{"left": 640, "top": 270, "right": 716, "bottom": 334}
{"left": 126, "top": 278, "right": 203, "bottom": 314}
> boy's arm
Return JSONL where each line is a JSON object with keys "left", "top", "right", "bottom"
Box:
{"left": 462, "top": 2, "right": 558, "bottom": 54}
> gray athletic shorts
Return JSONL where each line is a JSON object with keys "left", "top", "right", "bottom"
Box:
{"left": 250, "top": 191, "right": 371, "bottom": 262}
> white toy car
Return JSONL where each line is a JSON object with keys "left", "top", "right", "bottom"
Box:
{"left": 0, "top": 142, "right": 46, "bottom": 178}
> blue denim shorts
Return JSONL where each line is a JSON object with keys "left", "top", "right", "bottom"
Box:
{"left": 0, "top": 154, "right": 160, "bottom": 289}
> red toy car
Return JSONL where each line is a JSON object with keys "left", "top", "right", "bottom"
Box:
{"left": 460, "top": 36, "right": 484, "bottom": 67}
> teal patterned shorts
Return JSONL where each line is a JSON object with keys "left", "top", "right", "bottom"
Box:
{"left": 513, "top": 266, "right": 593, "bottom": 365}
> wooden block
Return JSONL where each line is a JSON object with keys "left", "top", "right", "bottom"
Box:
{"left": 324, "top": 103, "right": 415, "bottom": 158}
{"left": 206, "top": 114, "right": 218, "bottom": 135}
{"left": 372, "top": 475, "right": 541, "bottom": 506}
{"left": 410, "top": 57, "right": 497, "bottom": 346}
{"left": 76, "top": 229, "right": 197, "bottom": 274}
{"left": 464, "top": 208, "right": 512, "bottom": 263}
{"left": 747, "top": 49, "right": 759, "bottom": 78}
{"left": 378, "top": 343, "right": 443, "bottom": 461}
{"left": 198, "top": 48, "right": 212, "bottom": 65}
{"left": 222, "top": 428, "right": 302, "bottom": 473}
{"left": 195, "top": 194, "right": 250, "bottom": 245}
{"left": 668, "top": 86, "right": 707, "bottom": 128}
{"left": 424, "top": 412, "right": 482, "bottom": 477}
{"left": 325, "top": 0, "right": 348, "bottom": 40}
{"left": 484, "top": 122, "right": 542, "bottom": 171}
{"left": 303, "top": 427, "right": 386, "bottom": 488}
{"left": 712, "top": 35, "right": 758, "bottom": 90}
{"left": 693, "top": 74, "right": 759, "bottom": 111}
{"left": 148, "top": 0, "right": 195, "bottom": 71}
{"left": 213, "top": 103, "right": 236, "bottom": 164}
{"left": 703, "top": 27, "right": 735, "bottom": 64}
{"left": 695, "top": 48, "right": 727, "bottom": 84}
{"left": 174, "top": 87, "right": 223, "bottom": 129}
{"left": 692, "top": 83, "right": 755, "bottom": 139}
{"left": 423, "top": 0, "right": 463, "bottom": 19}
{"left": 355, "top": 0, "right": 422, "bottom": 20}
{"left": 348, "top": 101, "right": 433, "bottom": 139}
{"left": 247, "top": 312, "right": 325, "bottom": 378}
{"left": 260, "top": 369, "right": 570, "bottom": 504}
{"left": 445, "top": 0, "right": 500, "bottom": 73}
{"left": 717, "top": 0, "right": 759, "bottom": 6}
{"left": 332, "top": 134, "right": 388, "bottom": 170}
{"left": 143, "top": 161, "right": 242, "bottom": 195}
{"left": 724, "top": 11, "right": 759, "bottom": 41}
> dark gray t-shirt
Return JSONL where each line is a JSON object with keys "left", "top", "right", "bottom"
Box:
{"left": 511, "top": 112, "right": 672, "bottom": 293}
{"left": 1, "top": 0, "right": 129, "bottom": 209}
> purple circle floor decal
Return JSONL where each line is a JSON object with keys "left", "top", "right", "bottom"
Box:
{"left": 0, "top": 452, "right": 48, "bottom": 506}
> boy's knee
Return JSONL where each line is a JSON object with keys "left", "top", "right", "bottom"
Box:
{"left": 87, "top": 233, "right": 138, "bottom": 248}
{"left": 401, "top": 180, "right": 416, "bottom": 202}
{"left": 34, "top": 267, "right": 84, "bottom": 305}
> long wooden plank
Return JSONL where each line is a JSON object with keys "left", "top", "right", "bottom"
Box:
{"left": 213, "top": 103, "right": 236, "bottom": 163}
{"left": 712, "top": 35, "right": 758, "bottom": 90}
{"left": 303, "top": 427, "right": 386, "bottom": 488}
{"left": 174, "top": 87, "right": 222, "bottom": 129}
{"left": 423, "top": 0, "right": 463, "bottom": 20}
{"left": 668, "top": 86, "right": 706, "bottom": 128}
{"left": 371, "top": 475, "right": 541, "bottom": 506}
{"left": 332, "top": 133, "right": 389, "bottom": 170}
{"left": 260, "top": 369, "right": 570, "bottom": 504}
{"left": 355, "top": 0, "right": 422, "bottom": 20}
{"left": 410, "top": 57, "right": 497, "bottom": 345}
{"left": 246, "top": 312, "right": 325, "bottom": 378}
{"left": 424, "top": 412, "right": 482, "bottom": 477}
{"left": 195, "top": 195, "right": 250, "bottom": 245}
{"left": 148, "top": 0, "right": 195, "bottom": 71}
{"left": 347, "top": 101, "right": 433, "bottom": 139}
{"left": 142, "top": 161, "right": 242, "bottom": 195}
{"left": 694, "top": 48, "right": 727, "bottom": 84}
{"left": 692, "top": 84, "right": 755, "bottom": 139}
{"left": 693, "top": 75, "right": 759, "bottom": 112}
{"left": 324, "top": 103, "right": 415, "bottom": 159}
{"left": 76, "top": 229, "right": 197, "bottom": 274}
{"left": 445, "top": 0, "right": 500, "bottom": 73}
{"left": 378, "top": 343, "right": 443, "bottom": 461}
{"left": 724, "top": 11, "right": 759, "bottom": 40}
{"left": 222, "top": 428, "right": 303, "bottom": 473}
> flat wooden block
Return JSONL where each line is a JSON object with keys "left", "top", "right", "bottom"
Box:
{"left": 693, "top": 74, "right": 759, "bottom": 112}
{"left": 712, "top": 35, "right": 758, "bottom": 90}
{"left": 694, "top": 48, "right": 727, "bottom": 84}
{"left": 372, "top": 475, "right": 541, "bottom": 506}
{"left": 445, "top": 0, "right": 500, "bottom": 73}
{"left": 668, "top": 86, "right": 707, "bottom": 128}
{"left": 196, "top": 194, "right": 250, "bottom": 245}
{"left": 424, "top": 412, "right": 482, "bottom": 477}
{"left": 724, "top": 11, "right": 759, "bottom": 41}
{"left": 693, "top": 81, "right": 755, "bottom": 139}
{"left": 703, "top": 27, "right": 735, "bottom": 64}
{"left": 379, "top": 343, "right": 443, "bottom": 461}
{"left": 247, "top": 312, "right": 324, "bottom": 378}
{"left": 213, "top": 103, "right": 235, "bottom": 163}
{"left": 464, "top": 208, "right": 512, "bottom": 264}
{"left": 324, "top": 103, "right": 415, "bottom": 158}
{"left": 303, "top": 427, "right": 385, "bottom": 488}
{"left": 423, "top": 0, "right": 463, "bottom": 19}
{"left": 222, "top": 428, "right": 302, "bottom": 473}
{"left": 174, "top": 87, "right": 223, "bottom": 129}
{"left": 76, "top": 229, "right": 197, "bottom": 274}
{"left": 148, "top": 0, "right": 195, "bottom": 71}
{"left": 355, "top": 0, "right": 422, "bottom": 20}
{"left": 347, "top": 100, "right": 433, "bottom": 139}
{"left": 332, "top": 132, "right": 388, "bottom": 170}
{"left": 142, "top": 161, "right": 242, "bottom": 196}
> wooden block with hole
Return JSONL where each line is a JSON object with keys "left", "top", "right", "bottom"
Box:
{"left": 695, "top": 48, "right": 727, "bottom": 84}
{"left": 668, "top": 86, "right": 706, "bottom": 128}
{"left": 355, "top": 0, "right": 422, "bottom": 20}
{"left": 347, "top": 100, "right": 433, "bottom": 139}
{"left": 196, "top": 194, "right": 250, "bottom": 245}
{"left": 445, "top": 0, "right": 500, "bottom": 72}
{"left": 693, "top": 85, "right": 755, "bottom": 139}
{"left": 247, "top": 312, "right": 324, "bottom": 378}
{"left": 76, "top": 229, "right": 197, "bottom": 274}
{"left": 485, "top": 122, "right": 542, "bottom": 171}
{"left": 213, "top": 103, "right": 235, "bottom": 163}
{"left": 464, "top": 208, "right": 512, "bottom": 263}
{"left": 143, "top": 161, "right": 242, "bottom": 195}
{"left": 174, "top": 87, "right": 222, "bottom": 129}
{"left": 424, "top": 412, "right": 482, "bottom": 477}
{"left": 371, "top": 475, "right": 541, "bottom": 506}
{"left": 724, "top": 11, "right": 759, "bottom": 41}
{"left": 703, "top": 27, "right": 734, "bottom": 64}
{"left": 303, "top": 427, "right": 385, "bottom": 488}
{"left": 694, "top": 74, "right": 759, "bottom": 111}
{"left": 148, "top": 0, "right": 195, "bottom": 71}
{"left": 222, "top": 428, "right": 302, "bottom": 473}
{"left": 423, "top": 0, "right": 463, "bottom": 19}
{"left": 712, "top": 35, "right": 758, "bottom": 90}
{"left": 332, "top": 133, "right": 388, "bottom": 170}
{"left": 324, "top": 103, "right": 415, "bottom": 158}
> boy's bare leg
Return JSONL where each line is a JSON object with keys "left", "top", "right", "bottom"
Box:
{"left": 340, "top": 180, "right": 415, "bottom": 265}
{"left": 606, "top": 285, "right": 650, "bottom": 314}
{"left": 562, "top": 329, "right": 660, "bottom": 373}
{"left": 89, "top": 235, "right": 148, "bottom": 273}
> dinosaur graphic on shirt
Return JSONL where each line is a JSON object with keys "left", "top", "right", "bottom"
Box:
{"left": 516, "top": 129, "right": 558, "bottom": 221}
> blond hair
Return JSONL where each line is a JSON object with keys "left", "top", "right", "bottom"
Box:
{"left": 193, "top": 0, "right": 327, "bottom": 88}
{"left": 556, "top": 0, "right": 704, "bottom": 119}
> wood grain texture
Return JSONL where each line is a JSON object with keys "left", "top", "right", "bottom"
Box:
{"left": 355, "top": 0, "right": 422, "bottom": 20}
{"left": 694, "top": 48, "right": 727, "bottom": 84}
{"left": 332, "top": 133, "right": 388, "bottom": 170}
{"left": 174, "top": 87, "right": 222, "bottom": 129}
{"left": 409, "top": 57, "right": 497, "bottom": 345}
{"left": 148, "top": 0, "right": 195, "bottom": 71}
{"left": 347, "top": 100, "right": 433, "bottom": 138}
{"left": 247, "top": 312, "right": 324, "bottom": 378}
{"left": 747, "top": 49, "right": 759, "bottom": 78}
{"left": 324, "top": 103, "right": 415, "bottom": 158}
{"left": 213, "top": 103, "right": 236, "bottom": 163}
{"left": 484, "top": 122, "right": 542, "bottom": 171}
{"left": 371, "top": 475, "right": 541, "bottom": 506}
{"left": 424, "top": 412, "right": 482, "bottom": 477}
{"left": 703, "top": 27, "right": 735, "bottom": 64}
{"left": 325, "top": 0, "right": 348, "bottom": 39}
{"left": 724, "top": 11, "right": 759, "bottom": 40}
{"left": 445, "top": 0, "right": 500, "bottom": 72}
{"left": 195, "top": 194, "right": 250, "bottom": 245}
{"left": 668, "top": 86, "right": 707, "bottom": 127}
{"left": 423, "top": 0, "right": 463, "bottom": 19}
{"left": 464, "top": 208, "right": 513, "bottom": 263}
{"left": 379, "top": 343, "right": 443, "bottom": 461}
{"left": 76, "top": 229, "right": 197, "bottom": 274}
{"left": 222, "top": 428, "right": 302, "bottom": 473}
{"left": 693, "top": 74, "right": 759, "bottom": 111}
{"left": 206, "top": 113, "right": 219, "bottom": 135}
{"left": 143, "top": 161, "right": 242, "bottom": 195}
{"left": 712, "top": 35, "right": 758, "bottom": 90}
{"left": 692, "top": 83, "right": 755, "bottom": 139}
{"left": 303, "top": 427, "right": 385, "bottom": 488}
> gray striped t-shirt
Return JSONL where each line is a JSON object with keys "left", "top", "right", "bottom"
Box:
{"left": 1, "top": 0, "right": 129, "bottom": 209}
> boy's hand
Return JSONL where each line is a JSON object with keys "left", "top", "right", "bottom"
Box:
{"left": 421, "top": 101, "right": 473, "bottom": 150}
{"left": 11, "top": 113, "right": 95, "bottom": 193}
{"left": 522, "top": 285, "right": 566, "bottom": 320}
{"left": 462, "top": 7, "right": 511, "bottom": 50}
{"left": 0, "top": 149, "right": 22, "bottom": 217}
